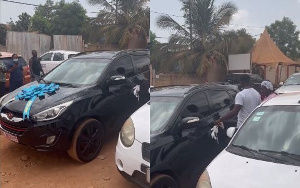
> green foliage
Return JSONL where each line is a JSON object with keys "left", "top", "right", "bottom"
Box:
{"left": 266, "top": 17, "right": 300, "bottom": 60}
{"left": 9, "top": 13, "right": 31, "bottom": 32}
{"left": 87, "top": 0, "right": 149, "bottom": 48}
{"left": 156, "top": 0, "right": 237, "bottom": 75}
{"left": 0, "top": 24, "right": 7, "bottom": 46}
{"left": 31, "top": 0, "right": 87, "bottom": 35}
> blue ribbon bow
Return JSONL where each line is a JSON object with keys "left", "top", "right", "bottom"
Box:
{"left": 15, "top": 83, "right": 60, "bottom": 120}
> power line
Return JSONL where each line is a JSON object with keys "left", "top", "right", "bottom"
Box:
{"left": 0, "top": 0, "right": 98, "bottom": 14}
{"left": 0, "top": 0, "right": 39, "bottom": 6}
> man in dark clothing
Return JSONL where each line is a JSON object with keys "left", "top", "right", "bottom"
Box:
{"left": 29, "top": 50, "right": 44, "bottom": 81}
{"left": 7, "top": 53, "right": 24, "bottom": 92}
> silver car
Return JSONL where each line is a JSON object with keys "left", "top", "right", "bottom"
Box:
{"left": 275, "top": 73, "right": 300, "bottom": 94}
{"left": 197, "top": 93, "right": 300, "bottom": 188}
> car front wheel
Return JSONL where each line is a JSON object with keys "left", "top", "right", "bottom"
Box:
{"left": 151, "top": 173, "right": 178, "bottom": 188}
{"left": 68, "top": 118, "right": 104, "bottom": 162}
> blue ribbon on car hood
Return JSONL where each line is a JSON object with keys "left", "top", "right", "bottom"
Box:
{"left": 14, "top": 83, "right": 60, "bottom": 120}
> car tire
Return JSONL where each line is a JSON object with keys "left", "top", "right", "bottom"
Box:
{"left": 68, "top": 118, "right": 104, "bottom": 162}
{"left": 151, "top": 173, "right": 178, "bottom": 188}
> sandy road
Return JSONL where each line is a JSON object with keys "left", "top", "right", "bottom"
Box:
{"left": 0, "top": 132, "right": 138, "bottom": 188}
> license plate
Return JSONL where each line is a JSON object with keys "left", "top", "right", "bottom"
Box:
{"left": 146, "top": 167, "right": 150, "bottom": 183}
{"left": 41, "top": 64, "right": 46, "bottom": 68}
{"left": 1, "top": 130, "right": 18, "bottom": 143}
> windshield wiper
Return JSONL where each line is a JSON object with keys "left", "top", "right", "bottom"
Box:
{"left": 231, "top": 144, "right": 259, "bottom": 155}
{"left": 259, "top": 149, "right": 300, "bottom": 162}
{"left": 231, "top": 144, "right": 285, "bottom": 163}
{"left": 38, "top": 77, "right": 48, "bottom": 84}
{"left": 54, "top": 82, "right": 77, "bottom": 88}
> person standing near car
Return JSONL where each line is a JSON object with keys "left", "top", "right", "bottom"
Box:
{"left": 7, "top": 53, "right": 25, "bottom": 92}
{"left": 261, "top": 80, "right": 277, "bottom": 102}
{"left": 0, "top": 60, "right": 7, "bottom": 97}
{"left": 215, "top": 74, "right": 261, "bottom": 128}
{"left": 29, "top": 50, "right": 44, "bottom": 81}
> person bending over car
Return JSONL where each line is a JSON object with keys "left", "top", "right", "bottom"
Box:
{"left": 215, "top": 74, "right": 261, "bottom": 128}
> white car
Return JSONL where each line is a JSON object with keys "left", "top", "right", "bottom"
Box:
{"left": 115, "top": 102, "right": 150, "bottom": 188}
{"left": 275, "top": 72, "right": 300, "bottom": 94}
{"left": 40, "top": 50, "right": 79, "bottom": 73}
{"left": 197, "top": 93, "right": 300, "bottom": 188}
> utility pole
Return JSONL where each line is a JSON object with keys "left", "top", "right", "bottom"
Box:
{"left": 188, "top": 0, "right": 193, "bottom": 49}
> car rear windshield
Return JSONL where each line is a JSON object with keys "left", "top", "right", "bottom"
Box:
{"left": 44, "top": 58, "right": 110, "bottom": 86}
{"left": 150, "top": 96, "right": 182, "bottom": 134}
{"left": 231, "top": 106, "right": 300, "bottom": 156}
{"left": 284, "top": 74, "right": 300, "bottom": 85}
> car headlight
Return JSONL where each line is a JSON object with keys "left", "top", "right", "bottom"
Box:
{"left": 120, "top": 117, "right": 135, "bottom": 147}
{"left": 196, "top": 169, "right": 212, "bottom": 188}
{"left": 33, "top": 101, "right": 73, "bottom": 121}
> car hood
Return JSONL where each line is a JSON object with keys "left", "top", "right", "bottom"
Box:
{"left": 275, "top": 85, "right": 300, "bottom": 94}
{"left": 1, "top": 81, "right": 91, "bottom": 115}
{"left": 132, "top": 102, "right": 150, "bottom": 143}
{"left": 206, "top": 150, "right": 300, "bottom": 188}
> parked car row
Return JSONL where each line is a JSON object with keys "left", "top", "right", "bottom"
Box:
{"left": 1, "top": 49, "right": 300, "bottom": 188}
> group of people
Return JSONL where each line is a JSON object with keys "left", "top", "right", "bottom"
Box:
{"left": 215, "top": 74, "right": 276, "bottom": 128}
{"left": 0, "top": 50, "right": 44, "bottom": 97}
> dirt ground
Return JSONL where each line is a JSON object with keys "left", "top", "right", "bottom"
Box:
{"left": 0, "top": 132, "right": 138, "bottom": 188}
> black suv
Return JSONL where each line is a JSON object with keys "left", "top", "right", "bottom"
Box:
{"left": 150, "top": 84, "right": 239, "bottom": 188}
{"left": 226, "top": 73, "right": 263, "bottom": 91}
{"left": 0, "top": 50, "right": 150, "bottom": 162}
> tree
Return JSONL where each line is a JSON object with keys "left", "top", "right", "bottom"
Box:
{"left": 31, "top": 0, "right": 87, "bottom": 35}
{"left": 266, "top": 17, "right": 300, "bottom": 60}
{"left": 0, "top": 24, "right": 7, "bottom": 46}
{"left": 87, "top": 0, "right": 150, "bottom": 49}
{"left": 217, "top": 28, "right": 255, "bottom": 57}
{"left": 156, "top": 0, "right": 237, "bottom": 76}
{"left": 9, "top": 12, "right": 31, "bottom": 32}
{"left": 31, "top": 0, "right": 54, "bottom": 35}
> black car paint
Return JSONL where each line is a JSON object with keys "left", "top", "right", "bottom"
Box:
{"left": 150, "top": 85, "right": 238, "bottom": 188}
{"left": 0, "top": 51, "right": 150, "bottom": 151}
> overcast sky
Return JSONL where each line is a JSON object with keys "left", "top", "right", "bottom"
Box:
{"left": 0, "top": 0, "right": 99, "bottom": 23}
{"left": 151, "top": 0, "right": 300, "bottom": 42}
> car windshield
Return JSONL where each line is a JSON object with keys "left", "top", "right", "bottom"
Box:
{"left": 284, "top": 74, "right": 300, "bottom": 85}
{"left": 44, "top": 58, "right": 110, "bottom": 86}
{"left": 231, "top": 106, "right": 300, "bottom": 157}
{"left": 150, "top": 96, "right": 182, "bottom": 134}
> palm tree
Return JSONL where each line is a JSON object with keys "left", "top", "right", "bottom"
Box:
{"left": 87, "top": 0, "right": 149, "bottom": 49}
{"left": 156, "top": 0, "right": 237, "bottom": 76}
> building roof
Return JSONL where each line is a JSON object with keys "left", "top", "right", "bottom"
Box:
{"left": 251, "top": 30, "right": 297, "bottom": 66}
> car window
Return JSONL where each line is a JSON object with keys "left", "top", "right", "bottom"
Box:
{"left": 284, "top": 74, "right": 300, "bottom": 85}
{"left": 208, "top": 90, "right": 231, "bottom": 112}
{"left": 151, "top": 96, "right": 182, "bottom": 134}
{"left": 110, "top": 56, "right": 135, "bottom": 77}
{"left": 44, "top": 58, "right": 110, "bottom": 85}
{"left": 132, "top": 55, "right": 150, "bottom": 73}
{"left": 68, "top": 54, "right": 76, "bottom": 59}
{"left": 182, "top": 92, "right": 211, "bottom": 118}
{"left": 227, "top": 89, "right": 237, "bottom": 101}
{"left": 53, "top": 53, "right": 64, "bottom": 61}
{"left": 40, "top": 53, "right": 53, "bottom": 61}
{"left": 231, "top": 106, "right": 300, "bottom": 157}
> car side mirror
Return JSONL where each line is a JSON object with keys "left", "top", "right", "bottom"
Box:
{"left": 226, "top": 127, "right": 237, "bottom": 138}
{"left": 108, "top": 75, "right": 126, "bottom": 85}
{"left": 181, "top": 117, "right": 200, "bottom": 127}
{"left": 279, "top": 82, "right": 283, "bottom": 86}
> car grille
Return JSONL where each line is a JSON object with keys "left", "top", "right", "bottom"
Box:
{"left": 142, "top": 142, "right": 150, "bottom": 162}
{"left": 0, "top": 110, "right": 31, "bottom": 135}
